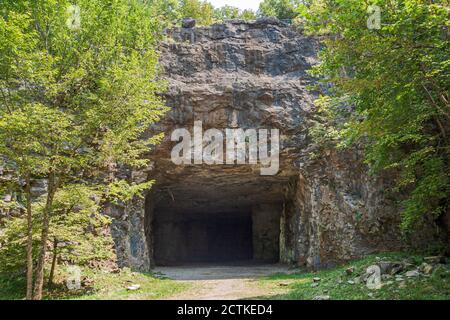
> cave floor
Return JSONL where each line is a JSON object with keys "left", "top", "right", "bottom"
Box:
{"left": 154, "top": 263, "right": 294, "bottom": 300}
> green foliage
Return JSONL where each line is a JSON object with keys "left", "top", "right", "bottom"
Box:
{"left": 0, "top": 212, "right": 40, "bottom": 275}
{"left": 258, "top": 0, "right": 302, "bottom": 20}
{"left": 106, "top": 180, "right": 154, "bottom": 204}
{"left": 0, "top": 0, "right": 168, "bottom": 178}
{"left": 147, "top": 0, "right": 256, "bottom": 26}
{"left": 300, "top": 0, "right": 450, "bottom": 234}
{"left": 0, "top": 266, "right": 191, "bottom": 300}
{"left": 145, "top": 0, "right": 182, "bottom": 27}
{"left": 0, "top": 0, "right": 168, "bottom": 294}
{"left": 44, "top": 185, "right": 113, "bottom": 265}
{"left": 0, "top": 185, "right": 113, "bottom": 274}
{"left": 214, "top": 5, "right": 256, "bottom": 22}
{"left": 214, "top": 5, "right": 240, "bottom": 20}
{"left": 240, "top": 9, "right": 258, "bottom": 21}
{"left": 259, "top": 253, "right": 450, "bottom": 300}
{"left": 178, "top": 0, "right": 214, "bottom": 26}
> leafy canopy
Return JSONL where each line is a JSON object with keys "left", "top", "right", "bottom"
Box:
{"left": 0, "top": 0, "right": 168, "bottom": 279}
{"left": 299, "top": 0, "right": 449, "bottom": 233}
{"left": 259, "top": 0, "right": 303, "bottom": 20}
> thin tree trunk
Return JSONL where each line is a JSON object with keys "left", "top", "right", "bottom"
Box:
{"left": 33, "top": 172, "right": 56, "bottom": 300}
{"left": 25, "top": 172, "right": 33, "bottom": 300}
{"left": 48, "top": 238, "right": 58, "bottom": 287}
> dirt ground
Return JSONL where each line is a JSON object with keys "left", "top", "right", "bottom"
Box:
{"left": 154, "top": 263, "right": 293, "bottom": 300}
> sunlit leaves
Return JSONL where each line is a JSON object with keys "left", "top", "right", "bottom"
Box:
{"left": 0, "top": 0, "right": 167, "bottom": 278}
{"left": 301, "top": 0, "right": 449, "bottom": 234}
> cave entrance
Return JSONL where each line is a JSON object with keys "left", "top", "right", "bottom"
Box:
{"left": 154, "top": 210, "right": 253, "bottom": 265}
{"left": 146, "top": 171, "right": 288, "bottom": 267}
{"left": 151, "top": 203, "right": 282, "bottom": 266}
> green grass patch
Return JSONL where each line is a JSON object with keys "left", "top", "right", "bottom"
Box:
{"left": 0, "top": 266, "right": 190, "bottom": 300}
{"left": 258, "top": 252, "right": 450, "bottom": 300}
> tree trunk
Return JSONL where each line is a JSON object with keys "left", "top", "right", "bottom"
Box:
{"left": 48, "top": 238, "right": 58, "bottom": 287}
{"left": 33, "top": 172, "right": 56, "bottom": 300}
{"left": 25, "top": 172, "right": 33, "bottom": 300}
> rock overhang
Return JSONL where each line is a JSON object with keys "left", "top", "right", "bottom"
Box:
{"left": 147, "top": 19, "right": 320, "bottom": 213}
{"left": 109, "top": 19, "right": 416, "bottom": 271}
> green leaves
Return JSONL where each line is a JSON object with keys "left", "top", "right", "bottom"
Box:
{"left": 259, "top": 0, "right": 302, "bottom": 20}
{"left": 213, "top": 5, "right": 256, "bottom": 21}
{"left": 0, "top": 0, "right": 168, "bottom": 281}
{"left": 0, "top": 0, "right": 168, "bottom": 179}
{"left": 0, "top": 103, "right": 79, "bottom": 174}
{"left": 302, "top": 0, "right": 449, "bottom": 234}
{"left": 106, "top": 180, "right": 155, "bottom": 204}
{"left": 178, "top": 0, "right": 215, "bottom": 26}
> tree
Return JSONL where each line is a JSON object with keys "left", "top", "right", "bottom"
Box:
{"left": 0, "top": 0, "right": 167, "bottom": 299}
{"left": 0, "top": 184, "right": 113, "bottom": 287}
{"left": 258, "top": 0, "right": 302, "bottom": 20}
{"left": 39, "top": 185, "right": 113, "bottom": 286}
{"left": 300, "top": 0, "right": 449, "bottom": 235}
{"left": 214, "top": 5, "right": 256, "bottom": 22}
{"left": 179, "top": 0, "right": 214, "bottom": 26}
{"left": 0, "top": 10, "right": 51, "bottom": 298}
{"left": 145, "top": 0, "right": 182, "bottom": 27}
{"left": 214, "top": 5, "right": 240, "bottom": 21}
{"left": 240, "top": 9, "right": 257, "bottom": 21}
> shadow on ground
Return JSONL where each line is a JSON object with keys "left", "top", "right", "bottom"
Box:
{"left": 154, "top": 262, "right": 293, "bottom": 281}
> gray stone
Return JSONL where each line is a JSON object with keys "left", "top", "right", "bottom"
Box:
{"left": 126, "top": 284, "right": 140, "bottom": 291}
{"left": 312, "top": 295, "right": 330, "bottom": 300}
{"left": 377, "top": 261, "right": 403, "bottom": 275}
{"left": 181, "top": 17, "right": 196, "bottom": 28}
{"left": 151, "top": 21, "right": 405, "bottom": 269}
{"left": 405, "top": 270, "right": 420, "bottom": 277}
{"left": 424, "top": 256, "right": 446, "bottom": 264}
{"left": 255, "top": 17, "right": 283, "bottom": 26}
{"left": 421, "top": 263, "right": 434, "bottom": 274}
{"left": 104, "top": 21, "right": 445, "bottom": 271}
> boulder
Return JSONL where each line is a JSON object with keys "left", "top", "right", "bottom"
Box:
{"left": 313, "top": 295, "right": 330, "bottom": 300}
{"left": 181, "top": 17, "right": 196, "bottom": 28}
{"left": 126, "top": 284, "right": 141, "bottom": 291}
{"left": 405, "top": 270, "right": 420, "bottom": 277}
{"left": 420, "top": 263, "right": 434, "bottom": 274}
{"left": 424, "top": 256, "right": 447, "bottom": 264}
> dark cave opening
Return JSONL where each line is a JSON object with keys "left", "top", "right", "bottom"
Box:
{"left": 151, "top": 202, "right": 283, "bottom": 266}
{"left": 146, "top": 172, "right": 288, "bottom": 267}
{"left": 153, "top": 210, "right": 254, "bottom": 265}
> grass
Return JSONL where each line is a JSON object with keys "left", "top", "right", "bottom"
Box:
{"left": 0, "top": 266, "right": 190, "bottom": 300}
{"left": 1, "top": 252, "right": 448, "bottom": 300}
{"left": 257, "top": 252, "right": 450, "bottom": 300}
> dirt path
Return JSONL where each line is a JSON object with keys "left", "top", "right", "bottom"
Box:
{"left": 154, "top": 264, "right": 293, "bottom": 300}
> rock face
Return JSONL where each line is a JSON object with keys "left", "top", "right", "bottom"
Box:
{"left": 109, "top": 19, "right": 440, "bottom": 271}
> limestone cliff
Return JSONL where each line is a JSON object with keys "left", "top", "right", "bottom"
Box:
{"left": 110, "top": 19, "right": 441, "bottom": 271}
